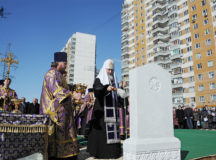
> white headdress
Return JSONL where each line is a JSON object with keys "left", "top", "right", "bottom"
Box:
{"left": 97, "top": 59, "right": 118, "bottom": 86}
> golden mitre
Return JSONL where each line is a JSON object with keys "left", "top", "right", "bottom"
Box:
{"left": 75, "top": 83, "right": 87, "bottom": 93}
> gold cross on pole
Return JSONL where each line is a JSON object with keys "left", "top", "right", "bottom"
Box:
{"left": 1, "top": 52, "right": 19, "bottom": 80}
{"left": 1, "top": 52, "right": 18, "bottom": 111}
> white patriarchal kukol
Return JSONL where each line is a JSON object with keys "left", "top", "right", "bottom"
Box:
{"left": 97, "top": 59, "right": 126, "bottom": 98}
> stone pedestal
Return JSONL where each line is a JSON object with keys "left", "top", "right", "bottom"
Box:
{"left": 123, "top": 63, "right": 181, "bottom": 160}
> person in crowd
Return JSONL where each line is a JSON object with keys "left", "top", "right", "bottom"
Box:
{"left": 208, "top": 107, "right": 213, "bottom": 129}
{"left": 211, "top": 107, "right": 216, "bottom": 129}
{"left": 87, "top": 59, "right": 126, "bottom": 159}
{"left": 40, "top": 52, "right": 81, "bottom": 160}
{"left": 78, "top": 88, "right": 95, "bottom": 137}
{"left": 193, "top": 107, "right": 200, "bottom": 129}
{"left": 26, "top": 98, "right": 39, "bottom": 114}
{"left": 184, "top": 105, "right": 193, "bottom": 129}
{"left": 173, "top": 107, "right": 178, "bottom": 129}
{"left": 201, "top": 106, "right": 209, "bottom": 129}
{"left": 118, "top": 80, "right": 129, "bottom": 140}
{"left": 0, "top": 78, "right": 18, "bottom": 112}
{"left": 176, "top": 105, "right": 184, "bottom": 129}
{"left": 19, "top": 97, "right": 29, "bottom": 114}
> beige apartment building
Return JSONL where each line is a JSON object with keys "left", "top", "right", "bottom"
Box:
{"left": 121, "top": 0, "right": 216, "bottom": 108}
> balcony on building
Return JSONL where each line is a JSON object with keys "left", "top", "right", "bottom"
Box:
{"left": 152, "top": 26, "right": 169, "bottom": 34}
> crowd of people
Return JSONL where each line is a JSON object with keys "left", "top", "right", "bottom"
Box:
{"left": 173, "top": 105, "right": 216, "bottom": 130}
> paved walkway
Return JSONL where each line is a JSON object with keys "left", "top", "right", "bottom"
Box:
{"left": 78, "top": 147, "right": 123, "bottom": 160}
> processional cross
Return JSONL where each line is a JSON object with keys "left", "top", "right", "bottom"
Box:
{"left": 1, "top": 52, "right": 19, "bottom": 111}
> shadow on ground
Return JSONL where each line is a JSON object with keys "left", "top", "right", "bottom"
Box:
{"left": 181, "top": 150, "right": 189, "bottom": 160}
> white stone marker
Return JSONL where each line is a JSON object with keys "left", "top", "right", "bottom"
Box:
{"left": 123, "top": 63, "right": 181, "bottom": 160}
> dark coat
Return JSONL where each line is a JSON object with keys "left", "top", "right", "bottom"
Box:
{"left": 176, "top": 109, "right": 185, "bottom": 122}
{"left": 26, "top": 103, "right": 39, "bottom": 114}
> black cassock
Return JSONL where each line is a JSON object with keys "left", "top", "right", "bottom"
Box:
{"left": 87, "top": 78, "right": 121, "bottom": 159}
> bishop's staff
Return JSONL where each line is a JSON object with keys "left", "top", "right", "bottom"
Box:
{"left": 1, "top": 52, "right": 19, "bottom": 111}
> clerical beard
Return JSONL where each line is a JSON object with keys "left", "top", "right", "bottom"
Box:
{"left": 108, "top": 74, "right": 114, "bottom": 82}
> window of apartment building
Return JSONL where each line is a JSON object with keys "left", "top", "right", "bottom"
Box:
{"left": 192, "top": 14, "right": 197, "bottom": 20}
{"left": 204, "top": 19, "right": 209, "bottom": 25}
{"left": 141, "top": 6, "right": 143, "bottom": 10}
{"left": 147, "top": 16, "right": 150, "bottom": 20}
{"left": 148, "top": 53, "right": 151, "bottom": 57}
{"left": 141, "top": 13, "right": 143, "bottom": 17}
{"left": 215, "top": 31, "right": 216, "bottom": 36}
{"left": 189, "top": 76, "right": 194, "bottom": 82}
{"left": 184, "top": 19, "right": 189, "bottom": 24}
{"left": 184, "top": 10, "right": 188, "bottom": 16}
{"left": 141, "top": 19, "right": 144, "bottom": 23}
{"left": 188, "top": 56, "right": 192, "bottom": 62}
{"left": 190, "top": 97, "right": 195, "bottom": 103}
{"left": 183, "top": 1, "right": 188, "bottom": 7}
{"left": 136, "top": 10, "right": 138, "bottom": 14}
{"left": 211, "top": 94, "right": 216, "bottom": 101}
{"left": 214, "top": 4, "right": 216, "bottom": 10}
{"left": 137, "top": 58, "right": 139, "bottom": 62}
{"left": 189, "top": 87, "right": 195, "bottom": 92}
{"left": 194, "top": 33, "right": 199, "bottom": 39}
{"left": 186, "top": 37, "right": 191, "bottom": 42}
{"left": 142, "top": 40, "right": 144, "bottom": 44}
{"left": 147, "top": 23, "right": 150, "bottom": 27}
{"left": 185, "top": 28, "right": 190, "bottom": 33}
{"left": 203, "top": 9, "right": 208, "bottom": 16}
{"left": 206, "top": 39, "right": 211, "bottom": 45}
{"left": 197, "top": 63, "right": 202, "bottom": 69}
{"left": 202, "top": 0, "right": 206, "bottom": 6}
{"left": 199, "top": 96, "right": 205, "bottom": 102}
{"left": 210, "top": 82, "right": 215, "bottom": 89}
{"left": 195, "top": 43, "right": 200, "bottom": 49}
{"left": 189, "top": 66, "right": 193, "bottom": 71}
{"left": 209, "top": 71, "right": 214, "bottom": 78}
{"left": 198, "top": 74, "right": 203, "bottom": 80}
{"left": 196, "top": 53, "right": 201, "bottom": 59}
{"left": 142, "top": 48, "right": 144, "bottom": 52}
{"left": 208, "top": 60, "right": 214, "bottom": 67}
{"left": 136, "top": 36, "right": 139, "bottom": 40}
{"left": 198, "top": 85, "right": 204, "bottom": 91}
{"left": 136, "top": 50, "right": 139, "bottom": 54}
{"left": 207, "top": 49, "right": 212, "bottom": 56}
{"left": 192, "top": 5, "right": 196, "bottom": 11}
{"left": 205, "top": 29, "right": 210, "bottom": 35}
{"left": 136, "top": 23, "right": 138, "bottom": 27}
{"left": 187, "top": 46, "right": 192, "bottom": 52}
{"left": 141, "top": 26, "right": 144, "bottom": 30}
{"left": 142, "top": 55, "right": 145, "bottom": 59}
{"left": 193, "top": 24, "right": 198, "bottom": 29}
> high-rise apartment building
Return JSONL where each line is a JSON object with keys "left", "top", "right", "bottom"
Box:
{"left": 121, "top": 0, "right": 216, "bottom": 108}
{"left": 62, "top": 32, "right": 96, "bottom": 89}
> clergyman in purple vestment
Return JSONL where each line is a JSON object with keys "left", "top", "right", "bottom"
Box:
{"left": 40, "top": 52, "right": 79, "bottom": 159}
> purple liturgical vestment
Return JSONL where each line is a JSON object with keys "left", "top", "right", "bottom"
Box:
{"left": 0, "top": 87, "right": 18, "bottom": 111}
{"left": 40, "top": 67, "right": 79, "bottom": 158}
